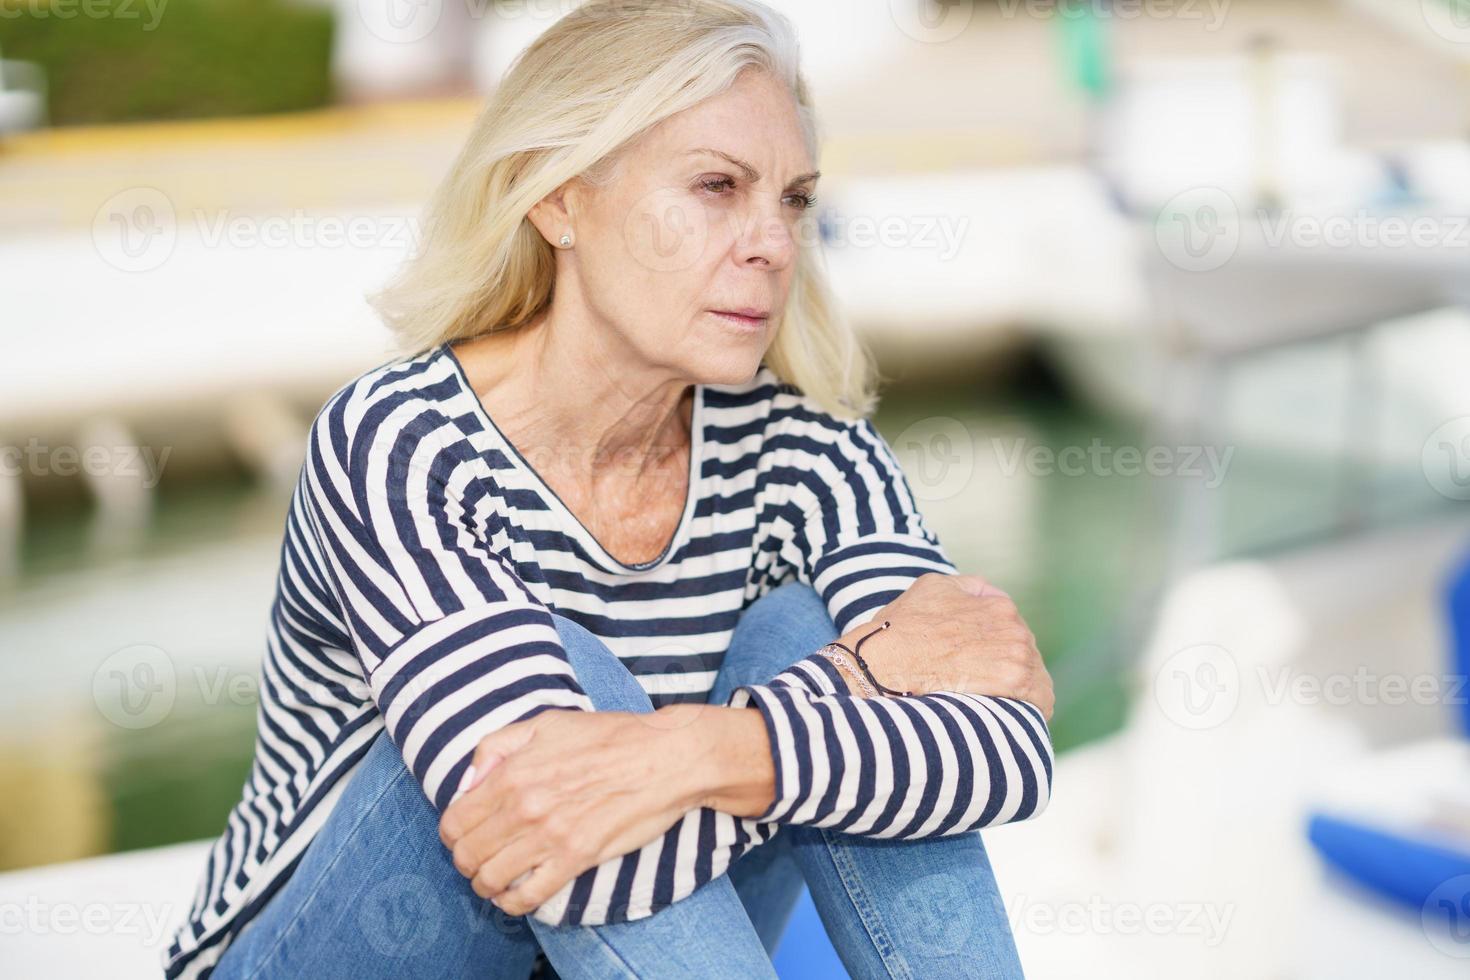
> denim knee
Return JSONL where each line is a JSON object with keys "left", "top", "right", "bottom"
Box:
{"left": 715, "top": 582, "right": 840, "bottom": 695}
{"left": 551, "top": 613, "right": 654, "bottom": 713}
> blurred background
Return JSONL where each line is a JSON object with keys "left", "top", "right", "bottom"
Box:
{"left": 3, "top": 0, "right": 1470, "bottom": 976}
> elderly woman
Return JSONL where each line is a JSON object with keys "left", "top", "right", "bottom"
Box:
{"left": 166, "top": 2, "right": 1055, "bottom": 978}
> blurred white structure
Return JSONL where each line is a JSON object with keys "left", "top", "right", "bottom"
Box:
{"left": 332, "top": 0, "right": 958, "bottom": 100}
{"left": 0, "top": 57, "right": 46, "bottom": 134}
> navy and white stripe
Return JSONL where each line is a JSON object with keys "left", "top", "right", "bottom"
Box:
{"left": 163, "top": 343, "right": 1053, "bottom": 979}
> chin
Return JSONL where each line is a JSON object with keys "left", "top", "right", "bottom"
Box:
{"left": 687, "top": 348, "right": 768, "bottom": 387}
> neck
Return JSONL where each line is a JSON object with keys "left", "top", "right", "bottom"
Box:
{"left": 465, "top": 301, "right": 693, "bottom": 484}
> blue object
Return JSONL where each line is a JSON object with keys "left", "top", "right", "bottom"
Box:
{"left": 1307, "top": 813, "right": 1470, "bottom": 917}
{"left": 771, "top": 887, "right": 847, "bottom": 979}
{"left": 1445, "top": 543, "right": 1470, "bottom": 737}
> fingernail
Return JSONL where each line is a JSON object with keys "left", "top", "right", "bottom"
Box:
{"left": 455, "top": 764, "right": 477, "bottom": 799}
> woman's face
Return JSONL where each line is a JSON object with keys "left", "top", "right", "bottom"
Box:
{"left": 546, "top": 68, "right": 818, "bottom": 386}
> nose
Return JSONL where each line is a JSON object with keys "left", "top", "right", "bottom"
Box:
{"left": 729, "top": 202, "right": 797, "bottom": 271}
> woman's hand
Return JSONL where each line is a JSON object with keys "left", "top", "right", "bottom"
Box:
{"left": 835, "top": 572, "right": 1055, "bottom": 720}
{"left": 437, "top": 703, "right": 774, "bottom": 917}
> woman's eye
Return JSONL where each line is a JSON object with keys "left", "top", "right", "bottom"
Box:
{"left": 697, "top": 176, "right": 816, "bottom": 211}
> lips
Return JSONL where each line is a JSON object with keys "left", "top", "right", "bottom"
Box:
{"left": 712, "top": 308, "right": 770, "bottom": 319}
{"left": 708, "top": 308, "right": 771, "bottom": 329}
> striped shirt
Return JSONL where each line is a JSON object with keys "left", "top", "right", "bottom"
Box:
{"left": 164, "top": 342, "right": 1054, "bottom": 979}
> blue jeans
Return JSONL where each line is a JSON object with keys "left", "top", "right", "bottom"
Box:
{"left": 210, "top": 583, "right": 1024, "bottom": 979}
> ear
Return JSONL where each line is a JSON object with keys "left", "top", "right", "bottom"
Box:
{"left": 526, "top": 178, "right": 580, "bottom": 248}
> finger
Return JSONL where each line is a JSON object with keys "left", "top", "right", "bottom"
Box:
{"left": 443, "top": 757, "right": 534, "bottom": 850}
{"left": 948, "top": 574, "right": 990, "bottom": 596}
{"left": 450, "top": 807, "right": 541, "bottom": 880}
{"left": 494, "top": 860, "right": 570, "bottom": 918}
{"left": 443, "top": 725, "right": 541, "bottom": 839}
{"left": 469, "top": 721, "right": 540, "bottom": 782}
{"left": 469, "top": 831, "right": 549, "bottom": 900}
{"left": 950, "top": 574, "right": 1011, "bottom": 601}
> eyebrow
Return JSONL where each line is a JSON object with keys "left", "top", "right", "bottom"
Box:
{"left": 685, "top": 147, "right": 821, "bottom": 189}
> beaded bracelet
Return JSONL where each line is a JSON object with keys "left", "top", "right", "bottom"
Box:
{"left": 821, "top": 619, "right": 911, "bottom": 697}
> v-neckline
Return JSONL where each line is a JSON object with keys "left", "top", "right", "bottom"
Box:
{"left": 438, "top": 341, "right": 704, "bottom": 574}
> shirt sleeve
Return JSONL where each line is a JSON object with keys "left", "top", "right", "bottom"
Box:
{"left": 727, "top": 412, "right": 1054, "bottom": 836}
{"left": 301, "top": 382, "right": 773, "bottom": 927}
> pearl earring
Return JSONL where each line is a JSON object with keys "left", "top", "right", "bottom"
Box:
{"left": 558, "top": 233, "right": 572, "bottom": 247}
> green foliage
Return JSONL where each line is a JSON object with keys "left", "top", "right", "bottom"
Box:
{"left": 0, "top": 0, "right": 335, "bottom": 125}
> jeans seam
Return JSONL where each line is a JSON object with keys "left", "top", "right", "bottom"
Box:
{"left": 241, "top": 748, "right": 408, "bottom": 979}
{"left": 819, "top": 830, "right": 913, "bottom": 980}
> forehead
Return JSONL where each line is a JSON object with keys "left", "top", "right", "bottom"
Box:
{"left": 635, "top": 71, "right": 812, "bottom": 172}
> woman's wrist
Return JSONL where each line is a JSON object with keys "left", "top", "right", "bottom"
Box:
{"left": 816, "top": 646, "right": 877, "bottom": 697}
{"left": 659, "top": 704, "right": 776, "bottom": 819}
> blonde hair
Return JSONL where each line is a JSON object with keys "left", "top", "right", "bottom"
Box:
{"left": 368, "top": 0, "right": 876, "bottom": 418}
